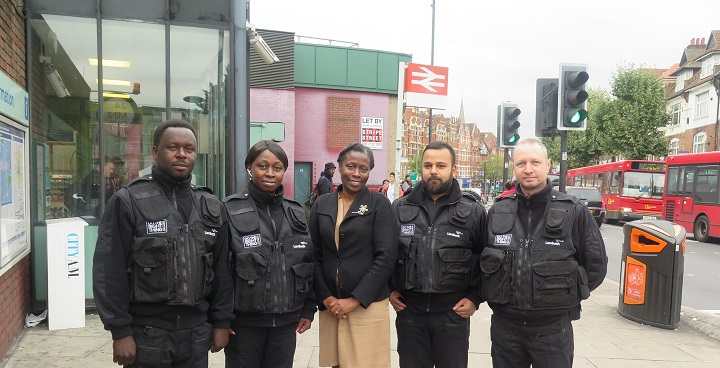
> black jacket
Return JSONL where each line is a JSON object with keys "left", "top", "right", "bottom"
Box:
{"left": 224, "top": 183, "right": 317, "bottom": 328}
{"left": 316, "top": 172, "right": 333, "bottom": 195}
{"left": 93, "top": 166, "right": 234, "bottom": 340}
{"left": 309, "top": 185, "right": 398, "bottom": 309}
{"left": 391, "top": 179, "right": 487, "bottom": 313}
{"left": 484, "top": 181, "right": 607, "bottom": 323}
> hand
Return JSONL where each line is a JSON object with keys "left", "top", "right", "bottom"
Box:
{"left": 452, "top": 298, "right": 476, "bottom": 318}
{"left": 211, "top": 328, "right": 230, "bottom": 353}
{"left": 332, "top": 297, "right": 361, "bottom": 318}
{"left": 296, "top": 318, "right": 312, "bottom": 334}
{"left": 323, "top": 296, "right": 339, "bottom": 310}
{"left": 112, "top": 335, "right": 136, "bottom": 366}
{"left": 389, "top": 290, "right": 406, "bottom": 312}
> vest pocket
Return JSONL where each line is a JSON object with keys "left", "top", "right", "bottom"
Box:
{"left": 393, "top": 237, "right": 417, "bottom": 290}
{"left": 196, "top": 251, "right": 214, "bottom": 300}
{"left": 532, "top": 260, "right": 578, "bottom": 307}
{"left": 479, "top": 248, "right": 512, "bottom": 304}
{"left": 436, "top": 248, "right": 473, "bottom": 288}
{"left": 131, "top": 237, "right": 173, "bottom": 303}
{"left": 234, "top": 253, "right": 268, "bottom": 311}
{"left": 288, "top": 263, "right": 314, "bottom": 310}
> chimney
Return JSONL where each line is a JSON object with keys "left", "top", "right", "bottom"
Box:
{"left": 701, "top": 37, "right": 706, "bottom": 44}
{"left": 691, "top": 38, "right": 695, "bottom": 45}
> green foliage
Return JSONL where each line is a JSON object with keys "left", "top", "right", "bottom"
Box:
{"left": 481, "top": 154, "right": 505, "bottom": 182}
{"left": 407, "top": 146, "right": 425, "bottom": 173}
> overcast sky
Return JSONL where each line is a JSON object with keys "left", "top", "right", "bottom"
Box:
{"left": 250, "top": 0, "right": 719, "bottom": 140}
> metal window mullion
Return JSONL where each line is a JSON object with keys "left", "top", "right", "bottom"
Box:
{"left": 165, "top": 0, "right": 171, "bottom": 119}
{"left": 97, "top": 0, "right": 106, "bottom": 214}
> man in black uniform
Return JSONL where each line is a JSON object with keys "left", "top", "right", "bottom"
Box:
{"left": 316, "top": 162, "right": 335, "bottom": 195}
{"left": 483, "top": 138, "right": 607, "bottom": 368}
{"left": 390, "top": 141, "right": 487, "bottom": 368}
{"left": 93, "top": 119, "right": 233, "bottom": 367}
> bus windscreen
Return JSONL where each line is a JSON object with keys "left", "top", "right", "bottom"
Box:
{"left": 622, "top": 171, "right": 665, "bottom": 199}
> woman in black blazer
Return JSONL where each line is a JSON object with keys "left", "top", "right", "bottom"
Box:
{"left": 309, "top": 143, "right": 398, "bottom": 368}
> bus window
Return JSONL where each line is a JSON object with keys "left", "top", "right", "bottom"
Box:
{"left": 666, "top": 167, "right": 680, "bottom": 195}
{"left": 609, "top": 171, "right": 620, "bottom": 194}
{"left": 682, "top": 167, "right": 695, "bottom": 197}
{"left": 623, "top": 171, "right": 664, "bottom": 199}
{"left": 695, "top": 165, "right": 718, "bottom": 204}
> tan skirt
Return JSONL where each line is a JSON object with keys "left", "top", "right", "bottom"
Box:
{"left": 318, "top": 298, "right": 391, "bottom": 368}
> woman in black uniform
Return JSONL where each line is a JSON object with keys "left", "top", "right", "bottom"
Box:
{"left": 223, "top": 140, "right": 316, "bottom": 368}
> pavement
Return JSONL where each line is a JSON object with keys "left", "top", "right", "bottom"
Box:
{"left": 2, "top": 279, "right": 720, "bottom": 368}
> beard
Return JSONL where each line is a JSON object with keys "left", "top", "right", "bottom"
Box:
{"left": 425, "top": 176, "right": 452, "bottom": 196}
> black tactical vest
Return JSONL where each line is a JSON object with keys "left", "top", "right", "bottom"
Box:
{"left": 224, "top": 192, "right": 314, "bottom": 314}
{"left": 126, "top": 178, "right": 223, "bottom": 306}
{"left": 393, "top": 197, "right": 478, "bottom": 294}
{"left": 481, "top": 191, "right": 591, "bottom": 310}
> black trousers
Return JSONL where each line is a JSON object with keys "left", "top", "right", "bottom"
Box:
{"left": 490, "top": 313, "right": 574, "bottom": 368}
{"left": 224, "top": 323, "right": 297, "bottom": 368}
{"left": 127, "top": 323, "right": 212, "bottom": 368}
{"left": 396, "top": 309, "right": 470, "bottom": 368}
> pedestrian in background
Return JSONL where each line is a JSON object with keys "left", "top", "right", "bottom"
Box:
{"left": 93, "top": 119, "right": 233, "bottom": 367}
{"left": 309, "top": 142, "right": 398, "bottom": 368}
{"left": 390, "top": 141, "right": 487, "bottom": 368}
{"left": 386, "top": 172, "right": 398, "bottom": 202}
{"left": 483, "top": 138, "right": 607, "bottom": 368}
{"left": 317, "top": 162, "right": 336, "bottom": 195}
{"left": 223, "top": 140, "right": 316, "bottom": 368}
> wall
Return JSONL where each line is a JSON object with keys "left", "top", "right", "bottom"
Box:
{"left": 294, "top": 87, "right": 391, "bottom": 187}
{"left": 250, "top": 88, "right": 296, "bottom": 198}
{"left": 0, "top": 0, "right": 31, "bottom": 361}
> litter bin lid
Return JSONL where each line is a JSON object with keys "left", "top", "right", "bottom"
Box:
{"left": 624, "top": 219, "right": 686, "bottom": 242}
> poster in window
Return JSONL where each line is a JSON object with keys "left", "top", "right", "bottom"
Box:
{"left": 361, "top": 117, "right": 383, "bottom": 150}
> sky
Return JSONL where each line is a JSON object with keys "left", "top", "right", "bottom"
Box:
{"left": 250, "top": 0, "right": 720, "bottom": 140}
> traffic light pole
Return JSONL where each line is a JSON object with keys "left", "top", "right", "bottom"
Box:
{"left": 559, "top": 130, "right": 567, "bottom": 193}
{"left": 503, "top": 148, "right": 509, "bottom": 184}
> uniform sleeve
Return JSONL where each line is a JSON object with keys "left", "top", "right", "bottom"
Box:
{"left": 574, "top": 204, "right": 608, "bottom": 292}
{"left": 92, "top": 191, "right": 135, "bottom": 340}
{"left": 465, "top": 202, "right": 487, "bottom": 307}
{"left": 207, "top": 207, "right": 234, "bottom": 328}
{"left": 350, "top": 195, "right": 399, "bottom": 308}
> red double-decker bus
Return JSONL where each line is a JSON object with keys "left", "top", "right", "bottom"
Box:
{"left": 566, "top": 160, "right": 665, "bottom": 224}
{"left": 663, "top": 152, "right": 720, "bottom": 242}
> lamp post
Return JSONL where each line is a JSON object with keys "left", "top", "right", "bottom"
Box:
{"left": 713, "top": 73, "right": 720, "bottom": 151}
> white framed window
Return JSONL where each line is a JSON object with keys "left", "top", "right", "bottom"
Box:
{"left": 675, "top": 73, "right": 686, "bottom": 92}
{"left": 696, "top": 92, "right": 709, "bottom": 118}
{"left": 693, "top": 132, "right": 707, "bottom": 153}
{"left": 668, "top": 138, "right": 680, "bottom": 155}
{"left": 701, "top": 58, "right": 714, "bottom": 78}
{"left": 669, "top": 103, "right": 681, "bottom": 126}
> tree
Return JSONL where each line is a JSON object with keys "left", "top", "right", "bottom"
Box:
{"left": 605, "top": 65, "right": 669, "bottom": 159}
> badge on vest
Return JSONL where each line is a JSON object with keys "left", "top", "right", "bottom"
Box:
{"left": 146, "top": 220, "right": 168, "bottom": 234}
{"left": 400, "top": 224, "right": 415, "bottom": 236}
{"left": 495, "top": 234, "right": 512, "bottom": 246}
{"left": 243, "top": 234, "right": 262, "bottom": 248}
{"left": 293, "top": 241, "right": 308, "bottom": 249}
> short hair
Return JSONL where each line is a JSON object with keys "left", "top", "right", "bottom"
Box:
{"left": 515, "top": 138, "right": 549, "bottom": 161}
{"left": 153, "top": 119, "right": 197, "bottom": 147}
{"left": 423, "top": 141, "right": 456, "bottom": 166}
{"left": 245, "top": 140, "right": 289, "bottom": 171}
{"left": 337, "top": 142, "right": 375, "bottom": 169}
{"left": 389, "top": 172, "right": 395, "bottom": 177}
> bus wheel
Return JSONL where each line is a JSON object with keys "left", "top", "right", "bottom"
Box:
{"left": 694, "top": 215, "right": 710, "bottom": 243}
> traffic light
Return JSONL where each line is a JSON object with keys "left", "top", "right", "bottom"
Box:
{"left": 498, "top": 102, "right": 521, "bottom": 148}
{"left": 535, "top": 78, "right": 558, "bottom": 137}
{"left": 558, "top": 64, "right": 589, "bottom": 130}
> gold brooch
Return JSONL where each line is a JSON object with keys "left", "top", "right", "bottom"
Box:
{"left": 354, "top": 204, "right": 368, "bottom": 215}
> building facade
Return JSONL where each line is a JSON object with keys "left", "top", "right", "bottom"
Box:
{"left": 664, "top": 32, "right": 720, "bottom": 154}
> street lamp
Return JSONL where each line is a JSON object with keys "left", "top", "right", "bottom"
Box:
{"left": 713, "top": 73, "right": 720, "bottom": 151}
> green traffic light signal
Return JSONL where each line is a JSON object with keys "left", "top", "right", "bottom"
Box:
{"left": 558, "top": 64, "right": 589, "bottom": 131}
{"left": 499, "top": 103, "right": 521, "bottom": 148}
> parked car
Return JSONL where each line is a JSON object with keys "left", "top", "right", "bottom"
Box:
{"left": 565, "top": 186, "right": 605, "bottom": 227}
